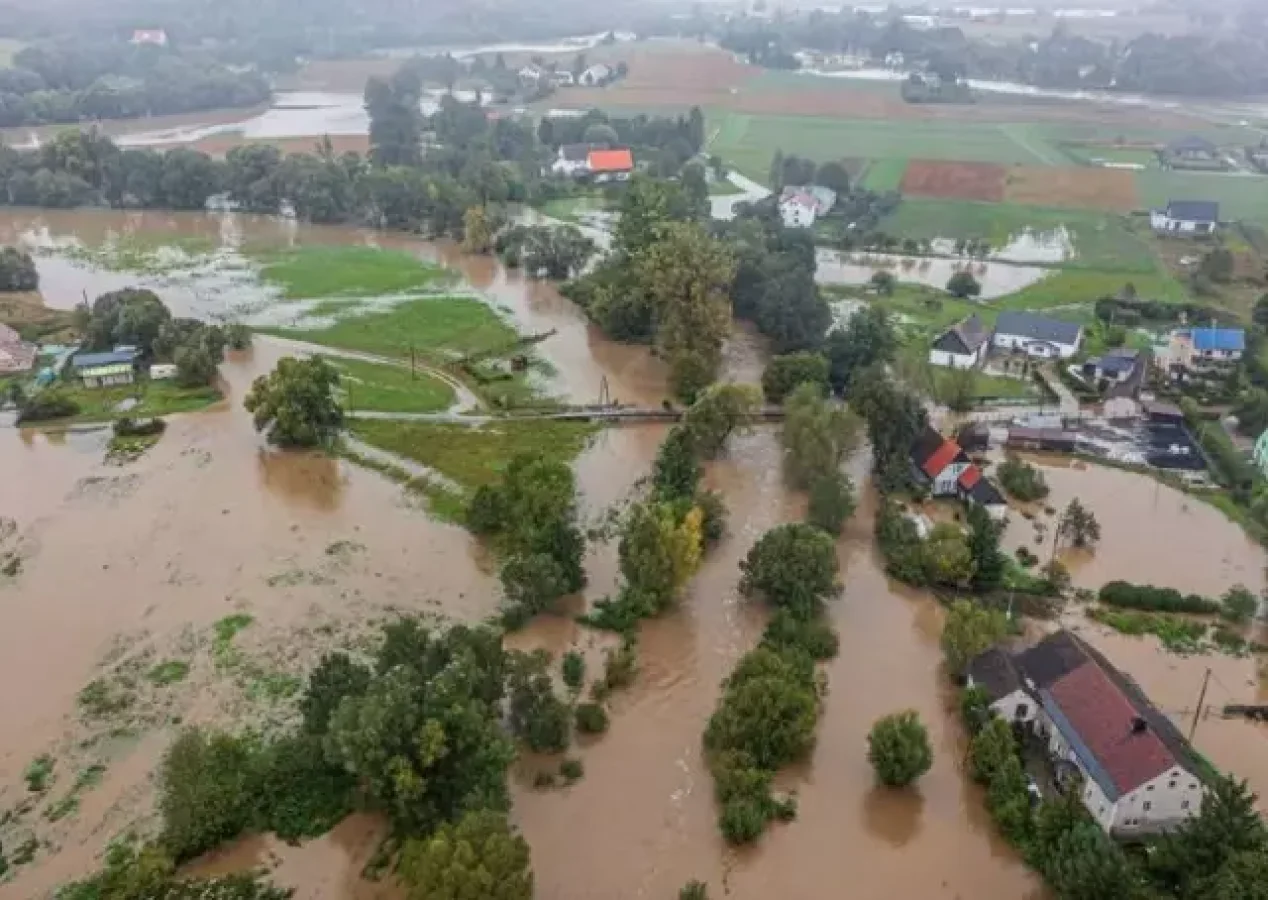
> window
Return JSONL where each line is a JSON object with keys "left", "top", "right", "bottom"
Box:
{"left": 1015, "top": 703, "right": 1029, "bottom": 718}
{"left": 1169, "top": 780, "right": 1177, "bottom": 790}
{"left": 1147, "top": 785, "right": 1154, "bottom": 791}
{"left": 1181, "top": 801, "right": 1190, "bottom": 810}
{"left": 1143, "top": 801, "right": 1152, "bottom": 812}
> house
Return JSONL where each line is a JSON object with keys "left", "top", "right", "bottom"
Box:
{"left": 517, "top": 64, "right": 546, "bottom": 86}
{"left": 956, "top": 421, "right": 992, "bottom": 455}
{"left": 0, "top": 323, "right": 36, "bottom": 375}
{"left": 911, "top": 425, "right": 972, "bottom": 497}
{"left": 1188, "top": 326, "right": 1244, "bottom": 363}
{"left": 1083, "top": 348, "right": 1142, "bottom": 385}
{"left": 578, "top": 64, "right": 612, "bottom": 87}
{"left": 150, "top": 363, "right": 177, "bottom": 381}
{"left": 778, "top": 185, "right": 837, "bottom": 229}
{"left": 929, "top": 314, "right": 989, "bottom": 369}
{"left": 967, "top": 631, "right": 1208, "bottom": 837}
{"left": 993, "top": 311, "right": 1083, "bottom": 359}
{"left": 130, "top": 29, "right": 168, "bottom": 46}
{"left": 957, "top": 464, "right": 1008, "bottom": 520}
{"left": 1143, "top": 400, "right": 1184, "bottom": 426}
{"left": 553, "top": 70, "right": 576, "bottom": 86}
{"left": 72, "top": 350, "right": 138, "bottom": 388}
{"left": 587, "top": 147, "right": 633, "bottom": 183}
{"left": 1163, "top": 135, "right": 1223, "bottom": 169}
{"left": 1149, "top": 200, "right": 1219, "bottom": 235}
{"left": 550, "top": 144, "right": 595, "bottom": 177}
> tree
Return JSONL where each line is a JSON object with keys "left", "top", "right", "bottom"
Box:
{"left": 824, "top": 307, "right": 897, "bottom": 395}
{"left": 815, "top": 160, "right": 851, "bottom": 195}
{"left": 652, "top": 425, "right": 703, "bottom": 502}
{"left": 946, "top": 270, "right": 982, "bottom": 299}
{"left": 574, "top": 702, "right": 609, "bottom": 734}
{"left": 1253, "top": 294, "right": 1268, "bottom": 330}
{"left": 1059, "top": 498, "right": 1101, "bottom": 549}
{"left": 1043, "top": 821, "right": 1142, "bottom": 900}
{"left": 243, "top": 356, "right": 343, "bottom": 448}
{"left": 84, "top": 287, "right": 172, "bottom": 355}
{"left": 582, "top": 122, "right": 619, "bottom": 145}
{"left": 0, "top": 246, "right": 38, "bottom": 291}
{"left": 923, "top": 523, "right": 974, "bottom": 588}
{"left": 462, "top": 205, "right": 495, "bottom": 255}
{"left": 807, "top": 472, "right": 856, "bottom": 536}
{"left": 968, "top": 716, "right": 1018, "bottom": 785}
{"left": 869, "top": 270, "right": 896, "bottom": 296}
{"left": 761, "top": 351, "right": 829, "bottom": 403}
{"left": 1149, "top": 776, "right": 1266, "bottom": 896}
{"left": 679, "top": 881, "right": 709, "bottom": 900}
{"left": 300, "top": 652, "right": 372, "bottom": 736}
{"left": 506, "top": 651, "right": 571, "bottom": 753}
{"left": 224, "top": 322, "right": 252, "bottom": 350}
{"left": 618, "top": 501, "right": 704, "bottom": 613}
{"left": 365, "top": 70, "right": 423, "bottom": 167}
{"left": 739, "top": 523, "right": 839, "bottom": 617}
{"left": 398, "top": 810, "right": 532, "bottom": 900}
{"left": 850, "top": 365, "right": 929, "bottom": 493}
{"left": 867, "top": 710, "right": 933, "bottom": 788}
{"left": 174, "top": 344, "right": 218, "bottom": 388}
{"left": 997, "top": 454, "right": 1049, "bottom": 501}
{"left": 705, "top": 648, "right": 819, "bottom": 770}
{"left": 940, "top": 599, "right": 1009, "bottom": 675}
{"left": 967, "top": 504, "right": 1006, "bottom": 593}
{"left": 1199, "top": 246, "right": 1235, "bottom": 284}
{"left": 782, "top": 382, "right": 860, "bottom": 490}
{"left": 500, "top": 553, "right": 569, "bottom": 626}
{"left": 158, "top": 729, "right": 258, "bottom": 863}
{"left": 680, "top": 383, "right": 761, "bottom": 459}
{"left": 1222, "top": 584, "right": 1259, "bottom": 625}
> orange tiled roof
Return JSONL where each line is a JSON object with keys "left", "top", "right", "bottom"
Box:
{"left": 588, "top": 148, "right": 633, "bottom": 172}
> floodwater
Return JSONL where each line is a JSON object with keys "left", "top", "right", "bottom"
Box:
{"left": 815, "top": 247, "right": 1051, "bottom": 299}
{"left": 1, "top": 207, "right": 1265, "bottom": 899}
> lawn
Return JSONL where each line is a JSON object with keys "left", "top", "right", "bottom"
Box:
{"left": 347, "top": 419, "right": 597, "bottom": 492}
{"left": 538, "top": 195, "right": 614, "bottom": 224}
{"left": 50, "top": 379, "right": 222, "bottom": 424}
{"left": 330, "top": 358, "right": 455, "bottom": 414}
{"left": 249, "top": 245, "right": 450, "bottom": 299}
{"left": 878, "top": 198, "right": 1161, "bottom": 274}
{"left": 1137, "top": 170, "right": 1268, "bottom": 227}
{"left": 708, "top": 111, "right": 1067, "bottom": 185}
{"left": 994, "top": 269, "right": 1190, "bottom": 312}
{"left": 859, "top": 158, "right": 907, "bottom": 192}
{"left": 1064, "top": 146, "right": 1158, "bottom": 168}
{"left": 256, "top": 297, "right": 517, "bottom": 361}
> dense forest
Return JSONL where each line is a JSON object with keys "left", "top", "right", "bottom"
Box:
{"left": 717, "top": 6, "right": 1268, "bottom": 97}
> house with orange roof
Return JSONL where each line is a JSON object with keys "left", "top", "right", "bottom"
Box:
{"left": 587, "top": 147, "right": 633, "bottom": 183}
{"left": 910, "top": 425, "right": 1007, "bottom": 518}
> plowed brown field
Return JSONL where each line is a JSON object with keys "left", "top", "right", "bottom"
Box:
{"left": 901, "top": 160, "right": 1007, "bottom": 201}
{"left": 1005, "top": 165, "right": 1139, "bottom": 211}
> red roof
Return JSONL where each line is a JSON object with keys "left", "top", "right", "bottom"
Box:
{"left": 958, "top": 465, "right": 982, "bottom": 490}
{"left": 588, "top": 148, "right": 633, "bottom": 173}
{"left": 921, "top": 439, "right": 964, "bottom": 478}
{"left": 1048, "top": 662, "right": 1176, "bottom": 795}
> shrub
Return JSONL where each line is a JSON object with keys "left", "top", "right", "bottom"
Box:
{"left": 1097, "top": 581, "right": 1219, "bottom": 615}
{"left": 867, "top": 711, "right": 933, "bottom": 788}
{"left": 575, "top": 702, "right": 610, "bottom": 735}
{"left": 760, "top": 609, "right": 840, "bottom": 661}
{"left": 1222, "top": 585, "right": 1259, "bottom": 624}
{"left": 561, "top": 650, "right": 585, "bottom": 692}
{"left": 559, "top": 758, "right": 584, "bottom": 783}
{"left": 997, "top": 455, "right": 1049, "bottom": 502}
{"left": 680, "top": 880, "right": 709, "bottom": 900}
{"left": 17, "top": 388, "right": 80, "bottom": 423}
{"left": 806, "top": 471, "right": 857, "bottom": 536}
{"left": 158, "top": 729, "right": 259, "bottom": 862}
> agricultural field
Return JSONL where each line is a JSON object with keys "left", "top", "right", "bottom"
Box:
{"left": 1003, "top": 165, "right": 1139, "bottom": 212}
{"left": 1060, "top": 145, "right": 1160, "bottom": 168}
{"left": 859, "top": 158, "right": 907, "bottom": 192}
{"left": 249, "top": 245, "right": 450, "bottom": 300}
{"left": 901, "top": 161, "right": 1006, "bottom": 202}
{"left": 1137, "top": 170, "right": 1268, "bottom": 227}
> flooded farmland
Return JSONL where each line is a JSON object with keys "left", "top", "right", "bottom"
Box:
{"left": 2, "top": 208, "right": 1267, "bottom": 899}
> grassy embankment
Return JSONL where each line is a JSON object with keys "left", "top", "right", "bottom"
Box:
{"left": 54, "top": 381, "right": 224, "bottom": 424}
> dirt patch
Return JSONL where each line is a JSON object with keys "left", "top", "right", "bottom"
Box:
{"left": 1005, "top": 165, "right": 1139, "bottom": 212}
{"left": 901, "top": 160, "right": 1007, "bottom": 201}
{"left": 0, "top": 291, "right": 78, "bottom": 342}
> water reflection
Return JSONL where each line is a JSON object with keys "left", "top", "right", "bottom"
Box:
{"left": 863, "top": 784, "right": 926, "bottom": 848}
{"left": 255, "top": 449, "right": 345, "bottom": 512}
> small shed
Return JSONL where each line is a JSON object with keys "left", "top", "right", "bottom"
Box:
{"left": 150, "top": 363, "right": 178, "bottom": 381}
{"left": 72, "top": 349, "right": 138, "bottom": 388}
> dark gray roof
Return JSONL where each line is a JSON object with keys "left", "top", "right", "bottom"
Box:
{"left": 932, "top": 314, "right": 989, "bottom": 356}
{"left": 72, "top": 350, "right": 138, "bottom": 369}
{"left": 559, "top": 143, "right": 592, "bottom": 162}
{"left": 1014, "top": 631, "right": 1090, "bottom": 691}
{"left": 970, "top": 477, "right": 1006, "bottom": 508}
{"left": 967, "top": 647, "right": 1021, "bottom": 702}
{"left": 1166, "top": 200, "right": 1219, "bottom": 223}
{"left": 994, "top": 311, "right": 1082, "bottom": 347}
{"left": 1167, "top": 135, "right": 1217, "bottom": 154}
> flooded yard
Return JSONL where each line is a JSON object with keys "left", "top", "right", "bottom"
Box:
{"left": 1, "top": 208, "right": 1265, "bottom": 899}
{"left": 815, "top": 248, "right": 1052, "bottom": 299}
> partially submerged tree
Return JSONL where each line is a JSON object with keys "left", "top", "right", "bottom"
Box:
{"left": 244, "top": 356, "right": 343, "bottom": 448}
{"left": 398, "top": 810, "right": 533, "bottom": 900}
{"left": 940, "top": 599, "right": 1009, "bottom": 676}
{"left": 1059, "top": 498, "right": 1101, "bottom": 550}
{"left": 739, "top": 523, "right": 839, "bottom": 618}
{"left": 867, "top": 710, "right": 933, "bottom": 788}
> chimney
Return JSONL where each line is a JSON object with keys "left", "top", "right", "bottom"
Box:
{"left": 1131, "top": 716, "right": 1148, "bottom": 735}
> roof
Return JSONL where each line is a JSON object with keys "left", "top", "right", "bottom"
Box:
{"left": 1007, "top": 426, "right": 1078, "bottom": 448}
{"left": 1013, "top": 630, "right": 1090, "bottom": 690}
{"left": 911, "top": 425, "right": 947, "bottom": 470}
{"left": 1143, "top": 400, "right": 1183, "bottom": 419}
{"left": 72, "top": 350, "right": 137, "bottom": 369}
{"left": 970, "top": 477, "right": 1007, "bottom": 508}
{"left": 588, "top": 148, "right": 633, "bottom": 172}
{"left": 780, "top": 192, "right": 817, "bottom": 211}
{"left": 1167, "top": 135, "right": 1217, "bottom": 154}
{"left": 79, "top": 363, "right": 134, "bottom": 377}
{"left": 957, "top": 464, "right": 981, "bottom": 491}
{"left": 1090, "top": 349, "right": 1140, "bottom": 376}
{"left": 910, "top": 426, "right": 968, "bottom": 479}
{"left": 1166, "top": 200, "right": 1220, "bottom": 223}
{"left": 967, "top": 647, "right": 1021, "bottom": 702}
{"left": 994, "top": 311, "right": 1082, "bottom": 348}
{"left": 933, "top": 314, "right": 989, "bottom": 356}
{"left": 1191, "top": 327, "right": 1245, "bottom": 352}
{"left": 559, "top": 143, "right": 592, "bottom": 162}
{"left": 1045, "top": 662, "right": 1177, "bottom": 799}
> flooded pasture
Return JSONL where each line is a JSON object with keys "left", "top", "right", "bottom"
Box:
{"left": 0, "top": 208, "right": 1264, "bottom": 899}
{"left": 815, "top": 247, "right": 1051, "bottom": 299}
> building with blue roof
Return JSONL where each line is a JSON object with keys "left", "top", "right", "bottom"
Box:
{"left": 1190, "top": 327, "right": 1244, "bottom": 355}
{"left": 71, "top": 348, "right": 139, "bottom": 388}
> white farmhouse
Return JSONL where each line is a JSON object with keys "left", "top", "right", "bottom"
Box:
{"left": 968, "top": 631, "right": 1208, "bottom": 838}
{"left": 578, "top": 64, "right": 612, "bottom": 87}
{"left": 929, "top": 314, "right": 989, "bottom": 369}
{"left": 1150, "top": 200, "right": 1219, "bottom": 236}
{"left": 778, "top": 185, "right": 836, "bottom": 229}
{"left": 993, "top": 310, "right": 1083, "bottom": 360}
{"left": 550, "top": 144, "right": 593, "bottom": 177}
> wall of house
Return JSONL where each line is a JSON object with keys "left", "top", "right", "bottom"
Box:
{"left": 1080, "top": 772, "right": 1119, "bottom": 832}
{"left": 931, "top": 462, "right": 969, "bottom": 496}
{"left": 993, "top": 334, "right": 1078, "bottom": 359}
{"left": 988, "top": 689, "right": 1036, "bottom": 724}
{"left": 1111, "top": 766, "right": 1204, "bottom": 836}
{"left": 928, "top": 347, "right": 980, "bottom": 369}
{"left": 1103, "top": 397, "right": 1139, "bottom": 420}
{"left": 780, "top": 203, "right": 815, "bottom": 228}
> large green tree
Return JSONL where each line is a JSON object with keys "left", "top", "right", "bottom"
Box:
{"left": 398, "top": 810, "right": 533, "bottom": 900}
{"left": 705, "top": 648, "right": 819, "bottom": 770}
{"left": 867, "top": 710, "right": 934, "bottom": 788}
{"left": 941, "top": 599, "right": 1009, "bottom": 675}
{"left": 762, "top": 351, "right": 830, "bottom": 404}
{"left": 782, "top": 382, "right": 861, "bottom": 490}
{"left": 825, "top": 306, "right": 897, "bottom": 395}
{"left": 739, "top": 523, "right": 839, "bottom": 617}
{"left": 1149, "top": 777, "right": 1267, "bottom": 896}
{"left": 243, "top": 356, "right": 343, "bottom": 448}
{"left": 680, "top": 383, "right": 761, "bottom": 459}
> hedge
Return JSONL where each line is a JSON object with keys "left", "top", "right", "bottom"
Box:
{"left": 1097, "top": 580, "right": 1220, "bottom": 615}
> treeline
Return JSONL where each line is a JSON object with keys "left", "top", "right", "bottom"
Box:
{"left": 0, "top": 39, "right": 269, "bottom": 127}
{"left": 58, "top": 618, "right": 543, "bottom": 899}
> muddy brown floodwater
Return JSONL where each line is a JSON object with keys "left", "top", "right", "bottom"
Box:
{"left": 0, "top": 208, "right": 1263, "bottom": 900}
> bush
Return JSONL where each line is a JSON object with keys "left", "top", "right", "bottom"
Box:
{"left": 1222, "top": 585, "right": 1259, "bottom": 624}
{"left": 158, "top": 729, "right": 259, "bottom": 862}
{"left": 561, "top": 650, "right": 585, "bottom": 692}
{"left": 760, "top": 609, "right": 839, "bottom": 661}
{"left": 806, "top": 471, "right": 857, "bottom": 536}
{"left": 867, "top": 710, "right": 933, "bottom": 788}
{"left": 575, "top": 702, "right": 610, "bottom": 735}
{"left": 997, "top": 455, "right": 1049, "bottom": 502}
{"left": 1097, "top": 581, "right": 1219, "bottom": 615}
{"left": 680, "top": 880, "right": 709, "bottom": 900}
{"left": 17, "top": 388, "right": 80, "bottom": 423}
{"left": 761, "top": 351, "right": 829, "bottom": 403}
{"left": 560, "top": 758, "right": 585, "bottom": 783}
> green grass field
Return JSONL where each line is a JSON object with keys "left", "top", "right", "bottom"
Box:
{"left": 347, "top": 419, "right": 596, "bottom": 491}
{"left": 859, "top": 158, "right": 907, "bottom": 192}
{"left": 1137, "top": 170, "right": 1268, "bottom": 227}
{"left": 50, "top": 380, "right": 222, "bottom": 424}
{"left": 878, "top": 199, "right": 1161, "bottom": 274}
{"left": 538, "top": 195, "right": 614, "bottom": 223}
{"left": 250, "top": 245, "right": 450, "bottom": 299}
{"left": 994, "top": 269, "right": 1189, "bottom": 311}
{"left": 708, "top": 111, "right": 1064, "bottom": 184}
{"left": 331, "top": 358, "right": 455, "bottom": 414}
{"left": 256, "top": 297, "right": 516, "bottom": 361}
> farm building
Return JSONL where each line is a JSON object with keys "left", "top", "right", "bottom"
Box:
{"left": 993, "top": 311, "right": 1083, "bottom": 359}
{"left": 578, "top": 64, "right": 613, "bottom": 86}
{"left": 72, "top": 349, "right": 139, "bottom": 388}
{"left": 1006, "top": 427, "right": 1079, "bottom": 454}
{"left": 1162, "top": 135, "right": 1225, "bottom": 170}
{"left": 778, "top": 185, "right": 836, "bottom": 229}
{"left": 967, "top": 631, "right": 1208, "bottom": 838}
{"left": 929, "top": 314, "right": 989, "bottom": 369}
{"left": 911, "top": 425, "right": 971, "bottom": 497}
{"left": 0, "top": 323, "right": 36, "bottom": 375}
{"left": 588, "top": 148, "right": 634, "bottom": 183}
{"left": 1149, "top": 200, "right": 1219, "bottom": 235}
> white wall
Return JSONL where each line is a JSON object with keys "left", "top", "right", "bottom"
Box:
{"left": 780, "top": 203, "right": 816, "bottom": 228}
{"left": 993, "top": 333, "right": 1079, "bottom": 360}
{"left": 989, "top": 689, "right": 1036, "bottom": 724}
{"left": 931, "top": 461, "right": 969, "bottom": 496}
{"left": 929, "top": 347, "right": 980, "bottom": 369}
{"left": 1111, "top": 766, "right": 1204, "bottom": 836}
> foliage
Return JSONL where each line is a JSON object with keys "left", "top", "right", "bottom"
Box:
{"left": 652, "top": 425, "right": 703, "bottom": 503}
{"left": 574, "top": 702, "right": 610, "bottom": 735}
{"left": 946, "top": 270, "right": 982, "bottom": 299}
{"left": 824, "top": 306, "right": 898, "bottom": 395}
{"left": 680, "top": 383, "right": 761, "bottom": 459}
{"left": 500, "top": 553, "right": 569, "bottom": 627}
{"left": 243, "top": 356, "right": 343, "bottom": 448}
{"left": 1149, "top": 777, "right": 1266, "bottom": 897}
{"left": 941, "top": 599, "right": 1010, "bottom": 676}
{"left": 850, "top": 365, "right": 928, "bottom": 493}
{"left": 616, "top": 501, "right": 704, "bottom": 616}
{"left": 997, "top": 455, "right": 1050, "bottom": 502}
{"left": 782, "top": 382, "right": 860, "bottom": 490}
{"left": 506, "top": 651, "right": 571, "bottom": 754}
{"left": 967, "top": 504, "right": 1007, "bottom": 594}
{"left": 867, "top": 711, "right": 933, "bottom": 788}
{"left": 397, "top": 810, "right": 532, "bottom": 900}
{"left": 83, "top": 287, "right": 171, "bottom": 356}
{"left": 300, "top": 652, "right": 372, "bottom": 735}
{"left": 806, "top": 471, "right": 857, "bottom": 536}
{"left": 1059, "top": 499, "right": 1101, "bottom": 549}
{"left": 0, "top": 245, "right": 38, "bottom": 291}
{"left": 16, "top": 387, "right": 80, "bottom": 423}
{"left": 158, "top": 729, "right": 258, "bottom": 863}
{"left": 761, "top": 351, "right": 829, "bottom": 403}
{"left": 560, "top": 651, "right": 585, "bottom": 693}
{"left": 739, "top": 523, "right": 839, "bottom": 618}
{"left": 25, "top": 753, "right": 55, "bottom": 792}
{"left": 56, "top": 841, "right": 292, "bottom": 900}
{"left": 968, "top": 716, "right": 1019, "bottom": 785}
{"left": 224, "top": 322, "right": 252, "bottom": 351}
{"left": 1097, "top": 581, "right": 1220, "bottom": 615}
{"left": 760, "top": 609, "right": 840, "bottom": 661}
{"left": 679, "top": 881, "right": 709, "bottom": 900}
{"left": 253, "top": 734, "right": 355, "bottom": 842}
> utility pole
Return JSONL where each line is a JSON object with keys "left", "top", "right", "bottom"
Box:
{"left": 1188, "top": 667, "right": 1212, "bottom": 743}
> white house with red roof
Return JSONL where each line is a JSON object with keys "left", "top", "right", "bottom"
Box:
{"left": 130, "top": 29, "right": 169, "bottom": 46}
{"left": 968, "top": 631, "right": 1208, "bottom": 837}
{"left": 778, "top": 185, "right": 837, "bottom": 229}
